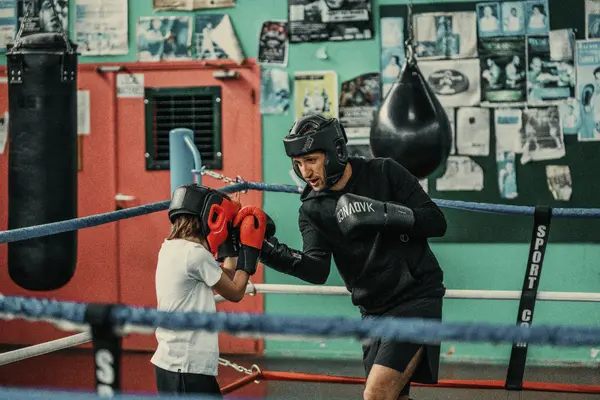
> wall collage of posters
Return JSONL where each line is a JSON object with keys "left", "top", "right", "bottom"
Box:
{"left": 382, "top": 0, "right": 600, "bottom": 203}
{"left": 0, "top": 1, "right": 595, "bottom": 205}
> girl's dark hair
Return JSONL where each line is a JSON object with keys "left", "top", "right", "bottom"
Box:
{"left": 167, "top": 214, "right": 204, "bottom": 241}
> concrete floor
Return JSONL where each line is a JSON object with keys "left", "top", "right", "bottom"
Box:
{"left": 233, "top": 356, "right": 600, "bottom": 400}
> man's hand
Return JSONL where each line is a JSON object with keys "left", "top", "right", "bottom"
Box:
{"left": 233, "top": 206, "right": 268, "bottom": 275}
{"left": 335, "top": 193, "right": 415, "bottom": 238}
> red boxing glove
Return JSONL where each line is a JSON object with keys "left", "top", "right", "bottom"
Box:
{"left": 234, "top": 206, "right": 267, "bottom": 249}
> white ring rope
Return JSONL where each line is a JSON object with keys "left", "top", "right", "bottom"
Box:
{"left": 1, "top": 284, "right": 599, "bottom": 367}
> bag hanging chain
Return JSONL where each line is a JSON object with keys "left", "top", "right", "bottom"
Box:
{"left": 405, "top": 0, "right": 416, "bottom": 65}
{"left": 13, "top": 1, "right": 73, "bottom": 53}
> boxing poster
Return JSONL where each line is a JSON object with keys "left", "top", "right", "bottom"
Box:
{"left": 476, "top": 1, "right": 526, "bottom": 38}
{"left": 519, "top": 106, "right": 565, "bottom": 165}
{"left": 260, "top": 68, "right": 291, "bottom": 115}
{"left": 339, "top": 72, "right": 380, "bottom": 138}
{"left": 497, "top": 151, "right": 518, "bottom": 199}
{"left": 557, "top": 98, "right": 581, "bottom": 136}
{"left": 527, "top": 36, "right": 574, "bottom": 105}
{"left": 585, "top": 0, "right": 600, "bottom": 38}
{"left": 137, "top": 16, "right": 192, "bottom": 62}
{"left": 523, "top": 0, "right": 550, "bottom": 35}
{"left": 455, "top": 107, "right": 490, "bottom": 156}
{"left": 435, "top": 156, "right": 484, "bottom": 191}
{"left": 546, "top": 165, "right": 572, "bottom": 201}
{"left": 258, "top": 21, "right": 289, "bottom": 67}
{"left": 287, "top": 0, "right": 373, "bottom": 43}
{"left": 478, "top": 36, "right": 527, "bottom": 107}
{"left": 494, "top": 108, "right": 523, "bottom": 153}
{"left": 575, "top": 39, "right": 600, "bottom": 141}
{"left": 0, "top": 0, "right": 16, "bottom": 51}
{"left": 194, "top": 14, "right": 245, "bottom": 64}
{"left": 379, "top": 16, "right": 404, "bottom": 98}
{"left": 153, "top": 0, "right": 235, "bottom": 10}
{"left": 412, "top": 11, "right": 477, "bottom": 60}
{"left": 17, "top": 0, "right": 68, "bottom": 37}
{"left": 294, "top": 70, "right": 338, "bottom": 119}
{"left": 75, "top": 0, "right": 129, "bottom": 56}
{"left": 416, "top": 58, "right": 481, "bottom": 108}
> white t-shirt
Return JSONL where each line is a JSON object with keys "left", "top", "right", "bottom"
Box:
{"left": 150, "top": 239, "right": 223, "bottom": 376}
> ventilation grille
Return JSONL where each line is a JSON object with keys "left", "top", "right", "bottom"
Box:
{"left": 145, "top": 87, "right": 222, "bottom": 171}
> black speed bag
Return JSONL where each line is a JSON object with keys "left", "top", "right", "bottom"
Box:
{"left": 370, "top": 60, "right": 452, "bottom": 179}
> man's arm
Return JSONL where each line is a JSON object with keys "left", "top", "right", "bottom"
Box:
{"left": 259, "top": 210, "right": 331, "bottom": 284}
{"left": 385, "top": 158, "right": 447, "bottom": 238}
{"left": 335, "top": 159, "right": 446, "bottom": 239}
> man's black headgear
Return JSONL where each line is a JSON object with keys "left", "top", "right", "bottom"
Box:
{"left": 283, "top": 114, "right": 348, "bottom": 188}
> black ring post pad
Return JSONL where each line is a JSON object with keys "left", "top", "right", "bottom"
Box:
{"left": 84, "top": 303, "right": 122, "bottom": 397}
{"left": 505, "top": 205, "right": 552, "bottom": 391}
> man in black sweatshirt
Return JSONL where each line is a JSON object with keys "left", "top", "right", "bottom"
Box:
{"left": 259, "top": 114, "right": 447, "bottom": 400}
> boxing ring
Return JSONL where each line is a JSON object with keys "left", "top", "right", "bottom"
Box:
{"left": 1, "top": 173, "right": 600, "bottom": 399}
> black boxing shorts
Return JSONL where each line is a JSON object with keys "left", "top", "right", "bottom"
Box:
{"left": 362, "top": 297, "right": 443, "bottom": 397}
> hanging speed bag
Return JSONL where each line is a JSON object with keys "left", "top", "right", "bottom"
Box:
{"left": 370, "top": 60, "right": 452, "bottom": 179}
{"left": 7, "top": 33, "right": 78, "bottom": 291}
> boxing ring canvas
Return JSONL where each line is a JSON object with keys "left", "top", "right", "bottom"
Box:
{"left": 381, "top": 0, "right": 599, "bottom": 244}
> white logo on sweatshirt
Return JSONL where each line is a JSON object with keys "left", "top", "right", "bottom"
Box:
{"left": 336, "top": 201, "right": 375, "bottom": 223}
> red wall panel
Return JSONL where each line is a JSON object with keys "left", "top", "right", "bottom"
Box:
{"left": 112, "top": 61, "right": 264, "bottom": 355}
{"left": 0, "top": 69, "right": 119, "bottom": 348}
{"left": 0, "top": 60, "right": 264, "bottom": 362}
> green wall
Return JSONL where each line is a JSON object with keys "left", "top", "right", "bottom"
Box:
{"left": 10, "top": 0, "right": 598, "bottom": 367}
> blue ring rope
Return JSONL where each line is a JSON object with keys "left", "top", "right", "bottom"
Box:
{"left": 1, "top": 181, "right": 600, "bottom": 244}
{"left": 0, "top": 294, "right": 599, "bottom": 347}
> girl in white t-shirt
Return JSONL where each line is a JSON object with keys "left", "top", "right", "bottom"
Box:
{"left": 151, "top": 184, "right": 268, "bottom": 398}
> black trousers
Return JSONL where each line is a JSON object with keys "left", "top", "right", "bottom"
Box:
{"left": 155, "top": 365, "right": 222, "bottom": 398}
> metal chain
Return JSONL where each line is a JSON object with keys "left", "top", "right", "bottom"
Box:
{"left": 405, "top": 0, "right": 416, "bottom": 65}
{"left": 49, "top": 0, "right": 73, "bottom": 53}
{"left": 199, "top": 167, "right": 247, "bottom": 187}
{"left": 218, "top": 357, "right": 262, "bottom": 377}
{"left": 14, "top": 1, "right": 73, "bottom": 53}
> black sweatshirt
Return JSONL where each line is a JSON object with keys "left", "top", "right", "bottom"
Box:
{"left": 260, "top": 157, "right": 447, "bottom": 315}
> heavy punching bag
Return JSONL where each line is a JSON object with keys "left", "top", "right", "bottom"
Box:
{"left": 7, "top": 32, "right": 78, "bottom": 291}
{"left": 370, "top": 50, "right": 452, "bottom": 179}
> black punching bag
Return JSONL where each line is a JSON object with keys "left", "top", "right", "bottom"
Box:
{"left": 370, "top": 57, "right": 452, "bottom": 179}
{"left": 7, "top": 33, "right": 78, "bottom": 291}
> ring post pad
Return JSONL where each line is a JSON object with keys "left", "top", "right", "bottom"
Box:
{"left": 505, "top": 205, "right": 552, "bottom": 391}
{"left": 84, "top": 303, "right": 122, "bottom": 397}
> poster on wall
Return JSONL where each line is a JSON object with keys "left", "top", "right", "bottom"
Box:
{"left": 478, "top": 36, "right": 527, "bottom": 107}
{"left": 137, "top": 16, "right": 192, "bottom": 61}
{"left": 17, "top": 0, "right": 68, "bottom": 37}
{"left": 412, "top": 11, "right": 478, "bottom": 60}
{"left": 0, "top": 0, "right": 16, "bottom": 51}
{"left": 519, "top": 106, "right": 565, "bottom": 164}
{"left": 287, "top": 0, "right": 373, "bottom": 43}
{"left": 74, "top": 0, "right": 129, "bottom": 56}
{"left": 585, "top": 0, "right": 600, "bottom": 38}
{"left": 294, "top": 70, "right": 338, "bottom": 119}
{"left": 575, "top": 39, "right": 600, "bottom": 141}
{"left": 526, "top": 35, "right": 574, "bottom": 105}
{"left": 379, "top": 16, "right": 404, "bottom": 98}
{"left": 417, "top": 58, "right": 482, "bottom": 108}
{"left": 257, "top": 21, "right": 289, "bottom": 67}
{"left": 194, "top": 14, "right": 245, "bottom": 64}
{"left": 339, "top": 72, "right": 380, "bottom": 138}
{"left": 153, "top": 0, "right": 235, "bottom": 10}
{"left": 476, "top": 1, "right": 526, "bottom": 37}
{"left": 260, "top": 68, "right": 291, "bottom": 115}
